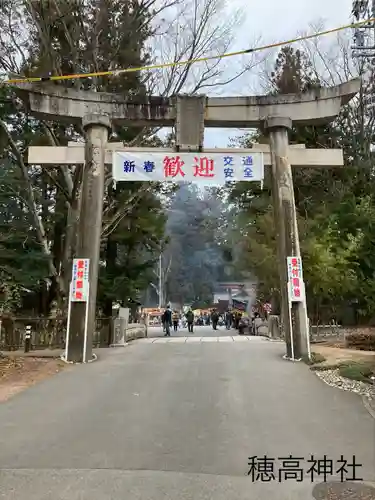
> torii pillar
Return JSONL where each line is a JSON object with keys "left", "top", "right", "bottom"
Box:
{"left": 264, "top": 117, "right": 307, "bottom": 359}
{"left": 69, "top": 114, "right": 111, "bottom": 362}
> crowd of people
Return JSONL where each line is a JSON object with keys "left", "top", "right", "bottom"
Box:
{"left": 160, "top": 305, "right": 263, "bottom": 336}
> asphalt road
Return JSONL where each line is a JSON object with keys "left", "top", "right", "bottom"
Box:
{"left": 0, "top": 325, "right": 374, "bottom": 500}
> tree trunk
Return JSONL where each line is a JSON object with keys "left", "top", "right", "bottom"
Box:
{"left": 103, "top": 231, "right": 117, "bottom": 345}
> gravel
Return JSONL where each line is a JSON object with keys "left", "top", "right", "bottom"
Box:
{"left": 315, "top": 368, "right": 375, "bottom": 401}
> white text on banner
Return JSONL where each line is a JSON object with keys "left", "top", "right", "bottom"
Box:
{"left": 112, "top": 151, "right": 264, "bottom": 184}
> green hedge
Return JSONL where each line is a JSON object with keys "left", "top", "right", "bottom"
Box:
{"left": 338, "top": 362, "right": 373, "bottom": 382}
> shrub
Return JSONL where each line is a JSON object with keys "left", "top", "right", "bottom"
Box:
{"left": 310, "top": 364, "right": 339, "bottom": 371}
{"left": 338, "top": 362, "right": 373, "bottom": 382}
{"left": 303, "top": 352, "right": 326, "bottom": 365}
{"left": 345, "top": 331, "right": 375, "bottom": 351}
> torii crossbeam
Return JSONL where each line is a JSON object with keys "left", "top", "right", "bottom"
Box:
{"left": 28, "top": 143, "right": 344, "bottom": 169}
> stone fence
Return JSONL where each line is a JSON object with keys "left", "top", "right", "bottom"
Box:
{"left": 266, "top": 315, "right": 352, "bottom": 342}
{"left": 0, "top": 316, "right": 147, "bottom": 351}
{"left": 111, "top": 318, "right": 147, "bottom": 346}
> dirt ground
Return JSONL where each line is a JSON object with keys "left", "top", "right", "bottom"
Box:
{"left": 0, "top": 356, "right": 66, "bottom": 403}
{"left": 312, "top": 344, "right": 375, "bottom": 367}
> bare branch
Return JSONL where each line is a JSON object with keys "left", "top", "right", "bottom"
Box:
{"left": 6, "top": 3, "right": 27, "bottom": 71}
{"left": 298, "top": 23, "right": 359, "bottom": 86}
{"left": 147, "top": 0, "right": 261, "bottom": 96}
{"left": 41, "top": 167, "right": 71, "bottom": 200}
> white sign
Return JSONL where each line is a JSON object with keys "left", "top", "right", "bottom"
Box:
{"left": 287, "top": 256, "right": 304, "bottom": 302}
{"left": 71, "top": 258, "right": 90, "bottom": 302}
{"left": 112, "top": 151, "right": 264, "bottom": 184}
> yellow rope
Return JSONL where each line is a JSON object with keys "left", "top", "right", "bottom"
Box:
{"left": 2, "top": 17, "right": 373, "bottom": 85}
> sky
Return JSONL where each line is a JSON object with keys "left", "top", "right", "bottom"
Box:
{"left": 191, "top": 0, "right": 354, "bottom": 147}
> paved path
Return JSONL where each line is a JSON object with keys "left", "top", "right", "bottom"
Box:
{"left": 148, "top": 324, "right": 238, "bottom": 338}
{"left": 142, "top": 335, "right": 265, "bottom": 343}
{"left": 0, "top": 326, "right": 374, "bottom": 500}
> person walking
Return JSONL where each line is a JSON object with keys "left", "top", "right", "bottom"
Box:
{"left": 211, "top": 309, "right": 219, "bottom": 330}
{"left": 252, "top": 311, "right": 262, "bottom": 335}
{"left": 162, "top": 305, "right": 172, "bottom": 336}
{"left": 186, "top": 308, "right": 194, "bottom": 333}
{"left": 172, "top": 310, "right": 179, "bottom": 332}
{"left": 225, "top": 309, "right": 233, "bottom": 330}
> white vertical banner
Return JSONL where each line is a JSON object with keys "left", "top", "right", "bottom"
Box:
{"left": 71, "top": 258, "right": 90, "bottom": 302}
{"left": 286, "top": 255, "right": 310, "bottom": 360}
{"left": 287, "top": 256, "right": 304, "bottom": 303}
{"left": 64, "top": 258, "right": 91, "bottom": 363}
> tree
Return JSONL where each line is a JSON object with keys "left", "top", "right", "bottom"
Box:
{"left": 98, "top": 182, "right": 167, "bottom": 315}
{"left": 298, "top": 29, "right": 375, "bottom": 322}
{"left": 149, "top": 0, "right": 258, "bottom": 96}
{"left": 229, "top": 39, "right": 375, "bottom": 323}
{"left": 161, "top": 184, "right": 237, "bottom": 306}
{"left": 269, "top": 46, "right": 319, "bottom": 94}
{"left": 0, "top": 159, "right": 49, "bottom": 314}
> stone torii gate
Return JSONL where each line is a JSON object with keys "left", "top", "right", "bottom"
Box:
{"left": 17, "top": 80, "right": 360, "bottom": 362}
